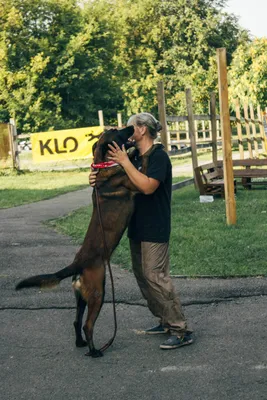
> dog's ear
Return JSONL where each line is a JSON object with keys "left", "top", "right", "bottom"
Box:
{"left": 92, "top": 141, "right": 98, "bottom": 156}
{"left": 116, "top": 126, "right": 134, "bottom": 147}
{"left": 95, "top": 126, "right": 135, "bottom": 161}
{"left": 101, "top": 142, "right": 113, "bottom": 159}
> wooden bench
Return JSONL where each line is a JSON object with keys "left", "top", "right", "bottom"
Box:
{"left": 194, "top": 162, "right": 227, "bottom": 197}
{"left": 217, "top": 159, "right": 267, "bottom": 189}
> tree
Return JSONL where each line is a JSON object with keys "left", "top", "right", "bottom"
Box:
{"left": 101, "top": 0, "right": 249, "bottom": 116}
{"left": 0, "top": 0, "right": 250, "bottom": 132}
{"left": 0, "top": 0, "right": 123, "bottom": 132}
{"left": 0, "top": 0, "right": 82, "bottom": 131}
{"left": 229, "top": 38, "right": 267, "bottom": 110}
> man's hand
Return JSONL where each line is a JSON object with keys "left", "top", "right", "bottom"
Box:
{"left": 108, "top": 141, "right": 130, "bottom": 168}
{"left": 108, "top": 141, "right": 160, "bottom": 195}
{"left": 89, "top": 169, "right": 98, "bottom": 187}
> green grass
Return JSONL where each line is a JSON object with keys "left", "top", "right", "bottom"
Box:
{"left": 0, "top": 169, "right": 89, "bottom": 208}
{"left": 2, "top": 166, "right": 267, "bottom": 277}
{"left": 170, "top": 151, "right": 209, "bottom": 167}
{"left": 47, "top": 185, "right": 267, "bottom": 277}
{"left": 0, "top": 165, "right": 189, "bottom": 209}
{"left": 170, "top": 148, "right": 224, "bottom": 167}
{"left": 19, "top": 151, "right": 93, "bottom": 171}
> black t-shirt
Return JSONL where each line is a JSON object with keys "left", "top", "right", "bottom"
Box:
{"left": 127, "top": 144, "right": 172, "bottom": 243}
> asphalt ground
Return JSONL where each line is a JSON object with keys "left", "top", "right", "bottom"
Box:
{"left": 1, "top": 187, "right": 267, "bottom": 400}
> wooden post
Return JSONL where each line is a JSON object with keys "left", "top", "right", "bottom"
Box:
{"left": 185, "top": 120, "right": 189, "bottom": 141}
{"left": 257, "top": 105, "right": 267, "bottom": 152}
{"left": 157, "top": 81, "right": 170, "bottom": 152}
{"left": 210, "top": 92, "right": 218, "bottom": 164}
{"left": 243, "top": 103, "right": 253, "bottom": 158}
{"left": 117, "top": 112, "right": 122, "bottom": 128}
{"left": 249, "top": 104, "right": 258, "bottom": 157}
{"left": 208, "top": 119, "right": 212, "bottom": 139}
{"left": 175, "top": 121, "right": 181, "bottom": 149}
{"left": 216, "top": 119, "right": 221, "bottom": 138}
{"left": 202, "top": 120, "right": 206, "bottom": 140}
{"left": 217, "top": 48, "right": 236, "bottom": 225}
{"left": 185, "top": 88, "right": 198, "bottom": 186}
{"left": 98, "top": 110, "right": 104, "bottom": 126}
{"left": 235, "top": 99, "right": 244, "bottom": 159}
{"left": 194, "top": 120, "right": 199, "bottom": 142}
{"left": 9, "top": 118, "right": 20, "bottom": 170}
{"left": 8, "top": 123, "right": 15, "bottom": 169}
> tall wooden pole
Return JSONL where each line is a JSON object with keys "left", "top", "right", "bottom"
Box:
{"left": 249, "top": 104, "right": 258, "bottom": 157}
{"left": 257, "top": 105, "right": 267, "bottom": 152}
{"left": 98, "top": 110, "right": 104, "bottom": 126}
{"left": 235, "top": 99, "right": 244, "bottom": 159}
{"left": 9, "top": 118, "right": 20, "bottom": 170}
{"left": 157, "top": 81, "right": 170, "bottom": 152}
{"left": 117, "top": 112, "right": 122, "bottom": 128}
{"left": 185, "top": 88, "right": 198, "bottom": 187}
{"left": 210, "top": 92, "right": 217, "bottom": 164}
{"left": 243, "top": 103, "right": 253, "bottom": 158}
{"left": 217, "top": 48, "right": 236, "bottom": 225}
{"left": 8, "top": 123, "right": 16, "bottom": 169}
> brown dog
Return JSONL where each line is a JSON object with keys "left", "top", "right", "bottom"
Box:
{"left": 16, "top": 126, "right": 155, "bottom": 357}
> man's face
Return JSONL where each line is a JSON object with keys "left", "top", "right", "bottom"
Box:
{"left": 131, "top": 125, "right": 146, "bottom": 142}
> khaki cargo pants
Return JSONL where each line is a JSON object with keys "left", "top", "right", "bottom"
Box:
{"left": 130, "top": 240, "right": 191, "bottom": 336}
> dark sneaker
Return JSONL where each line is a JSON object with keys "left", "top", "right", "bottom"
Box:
{"left": 144, "top": 324, "right": 170, "bottom": 335}
{"left": 160, "top": 334, "right": 193, "bottom": 350}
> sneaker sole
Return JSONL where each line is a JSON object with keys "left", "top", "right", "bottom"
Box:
{"left": 160, "top": 339, "right": 193, "bottom": 350}
{"left": 144, "top": 329, "right": 169, "bottom": 335}
{"left": 133, "top": 329, "right": 169, "bottom": 335}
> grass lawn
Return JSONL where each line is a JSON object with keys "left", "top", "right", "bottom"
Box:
{"left": 2, "top": 166, "right": 267, "bottom": 277}
{"left": 170, "top": 148, "right": 222, "bottom": 167}
{"left": 0, "top": 167, "right": 188, "bottom": 209}
{"left": 0, "top": 169, "right": 89, "bottom": 208}
{"left": 18, "top": 151, "right": 93, "bottom": 171}
{"left": 47, "top": 185, "right": 267, "bottom": 277}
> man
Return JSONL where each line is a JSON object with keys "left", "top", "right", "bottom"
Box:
{"left": 90, "top": 112, "right": 193, "bottom": 350}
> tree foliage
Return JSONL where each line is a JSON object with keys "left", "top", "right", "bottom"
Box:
{"left": 0, "top": 0, "right": 123, "bottom": 132}
{"left": 0, "top": 0, "right": 252, "bottom": 133}
{"left": 109, "top": 0, "right": 247, "bottom": 115}
{"left": 229, "top": 38, "right": 267, "bottom": 110}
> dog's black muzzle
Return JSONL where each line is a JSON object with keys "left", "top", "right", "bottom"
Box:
{"left": 115, "top": 125, "right": 135, "bottom": 150}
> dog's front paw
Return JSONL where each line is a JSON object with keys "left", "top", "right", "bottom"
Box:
{"left": 85, "top": 349, "right": 103, "bottom": 358}
{"left": 76, "top": 339, "right": 87, "bottom": 348}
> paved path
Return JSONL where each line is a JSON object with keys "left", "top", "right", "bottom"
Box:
{"left": 1, "top": 188, "right": 267, "bottom": 400}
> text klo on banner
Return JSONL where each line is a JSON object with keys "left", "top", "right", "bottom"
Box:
{"left": 31, "top": 126, "right": 104, "bottom": 163}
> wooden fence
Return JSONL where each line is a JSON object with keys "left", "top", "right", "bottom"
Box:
{"left": 1, "top": 90, "right": 266, "bottom": 171}
{"left": 0, "top": 119, "right": 20, "bottom": 169}
{"left": 162, "top": 91, "right": 267, "bottom": 165}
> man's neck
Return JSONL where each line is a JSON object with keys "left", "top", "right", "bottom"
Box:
{"left": 136, "top": 137, "right": 154, "bottom": 156}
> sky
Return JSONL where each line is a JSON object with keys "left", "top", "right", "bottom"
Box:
{"left": 224, "top": 0, "right": 267, "bottom": 38}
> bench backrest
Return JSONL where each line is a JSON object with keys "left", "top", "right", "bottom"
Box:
{"left": 217, "top": 159, "right": 267, "bottom": 167}
{"left": 195, "top": 163, "right": 221, "bottom": 185}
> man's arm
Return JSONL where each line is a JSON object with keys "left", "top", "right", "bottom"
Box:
{"left": 120, "top": 160, "right": 160, "bottom": 194}
{"left": 108, "top": 143, "right": 160, "bottom": 195}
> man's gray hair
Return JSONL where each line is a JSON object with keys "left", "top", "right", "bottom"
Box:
{"left": 127, "top": 112, "right": 162, "bottom": 139}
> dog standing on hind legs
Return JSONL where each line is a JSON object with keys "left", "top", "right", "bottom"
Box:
{"left": 72, "top": 263, "right": 106, "bottom": 356}
{"left": 16, "top": 125, "right": 141, "bottom": 358}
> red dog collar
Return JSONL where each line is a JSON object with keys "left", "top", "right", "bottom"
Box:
{"left": 91, "top": 161, "right": 119, "bottom": 169}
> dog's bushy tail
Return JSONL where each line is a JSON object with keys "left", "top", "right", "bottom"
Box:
{"left": 16, "top": 262, "right": 83, "bottom": 291}
{"left": 16, "top": 274, "right": 60, "bottom": 290}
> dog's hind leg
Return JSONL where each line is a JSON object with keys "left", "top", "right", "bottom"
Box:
{"left": 83, "top": 291, "right": 104, "bottom": 358}
{"left": 72, "top": 276, "right": 87, "bottom": 347}
{"left": 81, "top": 266, "right": 106, "bottom": 358}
